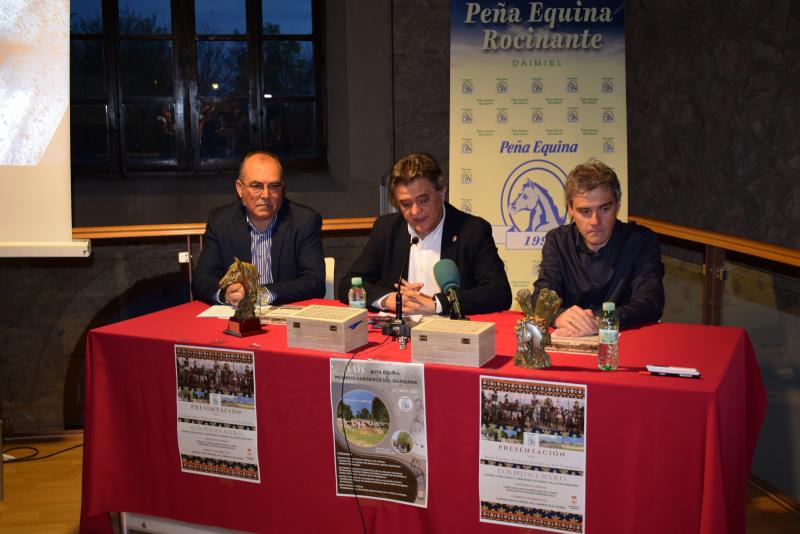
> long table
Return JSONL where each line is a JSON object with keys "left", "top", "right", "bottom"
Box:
{"left": 80, "top": 300, "right": 765, "bottom": 533}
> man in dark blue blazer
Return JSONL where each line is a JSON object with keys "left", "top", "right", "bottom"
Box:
{"left": 338, "top": 153, "right": 511, "bottom": 316}
{"left": 193, "top": 152, "right": 325, "bottom": 306}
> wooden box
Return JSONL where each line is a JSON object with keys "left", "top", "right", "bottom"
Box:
{"left": 411, "top": 318, "right": 496, "bottom": 367}
{"left": 286, "top": 305, "right": 368, "bottom": 353}
{"left": 549, "top": 334, "right": 599, "bottom": 355}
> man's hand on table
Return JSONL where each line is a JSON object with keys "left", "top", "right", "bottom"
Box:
{"left": 553, "top": 305, "right": 597, "bottom": 337}
{"left": 381, "top": 280, "right": 437, "bottom": 315}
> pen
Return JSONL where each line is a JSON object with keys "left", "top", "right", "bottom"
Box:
{"left": 650, "top": 371, "right": 700, "bottom": 379}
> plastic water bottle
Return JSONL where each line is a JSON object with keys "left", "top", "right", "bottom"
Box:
{"left": 597, "top": 302, "right": 619, "bottom": 371}
{"left": 348, "top": 277, "right": 366, "bottom": 309}
{"left": 257, "top": 286, "right": 270, "bottom": 317}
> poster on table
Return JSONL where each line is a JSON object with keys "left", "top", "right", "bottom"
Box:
{"left": 330, "top": 359, "right": 428, "bottom": 507}
{"left": 175, "top": 345, "right": 260, "bottom": 482}
{"left": 450, "top": 1, "right": 628, "bottom": 303}
{"left": 480, "top": 376, "right": 587, "bottom": 532}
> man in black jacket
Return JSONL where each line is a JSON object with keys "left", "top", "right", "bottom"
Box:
{"left": 339, "top": 152, "right": 511, "bottom": 316}
{"left": 193, "top": 151, "right": 325, "bottom": 306}
{"left": 533, "top": 159, "right": 664, "bottom": 335}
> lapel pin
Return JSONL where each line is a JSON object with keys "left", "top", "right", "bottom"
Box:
{"left": 452, "top": 235, "right": 458, "bottom": 242}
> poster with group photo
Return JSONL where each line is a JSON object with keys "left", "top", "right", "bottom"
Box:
{"left": 450, "top": 1, "right": 628, "bottom": 303}
{"left": 330, "top": 359, "right": 428, "bottom": 507}
{"left": 175, "top": 345, "right": 259, "bottom": 482}
{"left": 480, "top": 376, "right": 587, "bottom": 532}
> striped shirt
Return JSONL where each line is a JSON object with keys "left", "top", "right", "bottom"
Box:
{"left": 248, "top": 214, "right": 277, "bottom": 304}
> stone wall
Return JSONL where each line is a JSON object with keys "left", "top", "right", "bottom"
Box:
{"left": 626, "top": 1, "right": 800, "bottom": 249}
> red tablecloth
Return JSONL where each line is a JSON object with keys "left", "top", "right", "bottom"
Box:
{"left": 80, "top": 300, "right": 765, "bottom": 533}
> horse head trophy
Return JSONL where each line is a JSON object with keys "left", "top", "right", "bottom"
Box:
{"left": 514, "top": 288, "right": 562, "bottom": 369}
{"left": 219, "top": 257, "right": 262, "bottom": 337}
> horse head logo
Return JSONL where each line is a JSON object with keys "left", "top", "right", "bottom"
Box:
{"left": 499, "top": 160, "right": 568, "bottom": 249}
{"left": 508, "top": 179, "right": 564, "bottom": 232}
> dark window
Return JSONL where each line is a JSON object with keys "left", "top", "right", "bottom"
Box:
{"left": 118, "top": 0, "right": 172, "bottom": 34}
{"left": 195, "top": 0, "right": 246, "bottom": 34}
{"left": 71, "top": 41, "right": 106, "bottom": 98}
{"left": 71, "top": 104, "right": 109, "bottom": 162}
{"left": 119, "top": 41, "right": 175, "bottom": 97}
{"left": 71, "top": 0, "right": 103, "bottom": 34}
{"left": 262, "top": 0, "right": 312, "bottom": 35}
{"left": 69, "top": 0, "right": 324, "bottom": 175}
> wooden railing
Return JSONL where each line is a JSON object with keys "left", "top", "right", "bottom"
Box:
{"left": 72, "top": 217, "right": 378, "bottom": 240}
{"left": 628, "top": 215, "right": 799, "bottom": 324}
{"left": 629, "top": 215, "right": 800, "bottom": 268}
{"left": 72, "top": 215, "right": 798, "bottom": 324}
{"left": 73, "top": 223, "right": 206, "bottom": 239}
{"left": 71, "top": 217, "right": 379, "bottom": 303}
{"left": 73, "top": 215, "right": 799, "bottom": 267}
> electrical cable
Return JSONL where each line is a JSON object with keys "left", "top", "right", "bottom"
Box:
{"left": 339, "top": 351, "right": 368, "bottom": 534}
{"left": 336, "top": 331, "right": 393, "bottom": 534}
{"left": 2, "top": 442, "right": 83, "bottom": 463}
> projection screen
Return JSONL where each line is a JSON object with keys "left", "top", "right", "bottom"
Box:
{"left": 0, "top": 0, "right": 91, "bottom": 257}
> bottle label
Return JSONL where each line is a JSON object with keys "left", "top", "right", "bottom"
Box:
{"left": 599, "top": 328, "right": 618, "bottom": 344}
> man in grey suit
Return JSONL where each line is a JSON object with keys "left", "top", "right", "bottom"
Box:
{"left": 193, "top": 151, "right": 325, "bottom": 306}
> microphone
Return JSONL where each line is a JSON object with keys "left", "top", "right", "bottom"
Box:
{"left": 433, "top": 259, "right": 467, "bottom": 320}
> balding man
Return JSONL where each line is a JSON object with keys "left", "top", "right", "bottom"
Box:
{"left": 193, "top": 151, "right": 325, "bottom": 306}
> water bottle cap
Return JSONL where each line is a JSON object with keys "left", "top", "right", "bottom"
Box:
{"left": 602, "top": 302, "right": 615, "bottom": 311}
{"left": 351, "top": 276, "right": 362, "bottom": 286}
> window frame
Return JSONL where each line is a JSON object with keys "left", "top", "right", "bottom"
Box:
{"left": 70, "top": 0, "right": 326, "bottom": 177}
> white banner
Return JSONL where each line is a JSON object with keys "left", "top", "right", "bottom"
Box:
{"left": 450, "top": 1, "right": 628, "bottom": 304}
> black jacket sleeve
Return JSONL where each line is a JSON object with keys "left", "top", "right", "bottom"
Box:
{"left": 192, "top": 212, "right": 232, "bottom": 304}
{"left": 532, "top": 228, "right": 567, "bottom": 319}
{"left": 442, "top": 216, "right": 512, "bottom": 316}
{"left": 266, "top": 208, "right": 326, "bottom": 304}
{"left": 616, "top": 232, "right": 665, "bottom": 329}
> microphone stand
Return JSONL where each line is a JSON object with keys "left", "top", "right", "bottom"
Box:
{"left": 380, "top": 288, "right": 412, "bottom": 349}
{"left": 381, "top": 236, "right": 417, "bottom": 349}
{"left": 395, "top": 289, "right": 411, "bottom": 349}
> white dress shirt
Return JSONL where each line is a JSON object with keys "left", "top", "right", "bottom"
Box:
{"left": 407, "top": 212, "right": 445, "bottom": 296}
{"left": 372, "top": 211, "right": 446, "bottom": 313}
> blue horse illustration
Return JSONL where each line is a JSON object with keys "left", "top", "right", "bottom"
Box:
{"left": 509, "top": 180, "right": 564, "bottom": 232}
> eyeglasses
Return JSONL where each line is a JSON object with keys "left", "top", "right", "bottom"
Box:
{"left": 397, "top": 195, "right": 432, "bottom": 211}
{"left": 239, "top": 179, "right": 283, "bottom": 195}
